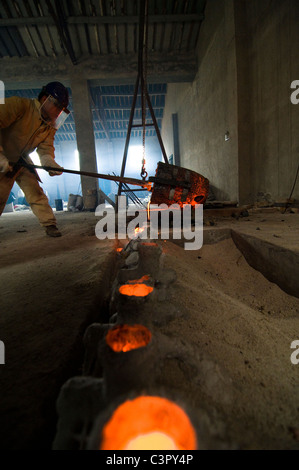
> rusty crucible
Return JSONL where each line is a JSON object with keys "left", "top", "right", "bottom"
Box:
{"left": 149, "top": 162, "right": 209, "bottom": 207}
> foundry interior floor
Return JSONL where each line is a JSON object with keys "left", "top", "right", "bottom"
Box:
{"left": 0, "top": 208, "right": 298, "bottom": 450}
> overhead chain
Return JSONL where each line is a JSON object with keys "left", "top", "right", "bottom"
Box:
{"left": 140, "top": 0, "right": 149, "bottom": 181}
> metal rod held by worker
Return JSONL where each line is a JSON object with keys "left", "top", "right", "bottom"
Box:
{"left": 21, "top": 162, "right": 152, "bottom": 190}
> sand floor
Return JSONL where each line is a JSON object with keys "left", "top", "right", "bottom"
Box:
{"left": 0, "top": 208, "right": 298, "bottom": 450}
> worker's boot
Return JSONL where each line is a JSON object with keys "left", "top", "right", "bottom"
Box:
{"left": 45, "top": 225, "right": 62, "bottom": 237}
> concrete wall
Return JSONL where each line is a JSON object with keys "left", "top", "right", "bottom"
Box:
{"left": 161, "top": 83, "right": 192, "bottom": 165}
{"left": 246, "top": 0, "right": 299, "bottom": 201}
{"left": 162, "top": 0, "right": 239, "bottom": 201}
{"left": 161, "top": 0, "right": 299, "bottom": 203}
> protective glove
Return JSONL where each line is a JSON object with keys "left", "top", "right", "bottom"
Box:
{"left": 0, "top": 152, "right": 13, "bottom": 174}
{"left": 39, "top": 155, "right": 64, "bottom": 177}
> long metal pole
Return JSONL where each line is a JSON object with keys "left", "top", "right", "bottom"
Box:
{"left": 20, "top": 162, "right": 151, "bottom": 188}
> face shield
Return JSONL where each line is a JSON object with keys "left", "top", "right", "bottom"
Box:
{"left": 39, "top": 95, "right": 70, "bottom": 130}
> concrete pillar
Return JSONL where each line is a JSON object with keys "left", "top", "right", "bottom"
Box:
{"left": 71, "top": 78, "right": 99, "bottom": 207}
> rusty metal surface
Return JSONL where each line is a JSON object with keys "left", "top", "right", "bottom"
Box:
{"left": 150, "top": 162, "right": 209, "bottom": 207}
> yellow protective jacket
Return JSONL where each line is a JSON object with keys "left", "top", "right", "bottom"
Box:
{"left": 0, "top": 96, "right": 56, "bottom": 164}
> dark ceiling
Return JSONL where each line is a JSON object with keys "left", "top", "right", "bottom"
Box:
{"left": 0, "top": 0, "right": 206, "bottom": 60}
{"left": 0, "top": 0, "right": 206, "bottom": 143}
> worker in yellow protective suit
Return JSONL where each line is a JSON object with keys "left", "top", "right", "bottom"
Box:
{"left": 0, "top": 82, "right": 70, "bottom": 237}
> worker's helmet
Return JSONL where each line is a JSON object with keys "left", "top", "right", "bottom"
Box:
{"left": 39, "top": 81, "right": 70, "bottom": 129}
{"left": 41, "top": 82, "right": 69, "bottom": 109}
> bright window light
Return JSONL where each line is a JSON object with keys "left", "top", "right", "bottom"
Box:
{"left": 29, "top": 150, "right": 40, "bottom": 165}
{"left": 127, "top": 145, "right": 144, "bottom": 174}
{"left": 128, "top": 145, "right": 144, "bottom": 160}
{"left": 74, "top": 149, "right": 80, "bottom": 169}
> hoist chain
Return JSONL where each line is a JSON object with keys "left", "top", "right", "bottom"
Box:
{"left": 140, "top": 0, "right": 149, "bottom": 181}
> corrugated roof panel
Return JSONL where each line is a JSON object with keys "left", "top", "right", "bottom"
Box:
{"left": 163, "top": 22, "right": 173, "bottom": 51}
{"left": 45, "top": 25, "right": 63, "bottom": 56}
{"left": 0, "top": 28, "right": 18, "bottom": 57}
{"left": 178, "top": 22, "right": 189, "bottom": 51}
{"left": 188, "top": 21, "right": 200, "bottom": 51}
{"left": 0, "top": 0, "right": 205, "bottom": 59}
{"left": 0, "top": 35, "right": 8, "bottom": 57}
{"left": 96, "top": 24, "right": 107, "bottom": 54}
{"left": 117, "top": 23, "right": 126, "bottom": 54}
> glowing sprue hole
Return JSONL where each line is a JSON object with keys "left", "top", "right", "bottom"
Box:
{"left": 125, "top": 431, "right": 177, "bottom": 450}
{"left": 119, "top": 276, "right": 153, "bottom": 297}
{"left": 100, "top": 396, "right": 197, "bottom": 450}
{"left": 127, "top": 275, "right": 150, "bottom": 284}
{"left": 134, "top": 226, "right": 145, "bottom": 237}
{"left": 106, "top": 324, "right": 152, "bottom": 353}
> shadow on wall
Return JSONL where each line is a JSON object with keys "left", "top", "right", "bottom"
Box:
{"left": 207, "top": 184, "right": 232, "bottom": 202}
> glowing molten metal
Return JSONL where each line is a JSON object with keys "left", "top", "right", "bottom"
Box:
{"left": 119, "top": 284, "right": 153, "bottom": 297}
{"left": 134, "top": 226, "right": 145, "bottom": 236}
{"left": 127, "top": 275, "right": 150, "bottom": 283}
{"left": 100, "top": 396, "right": 197, "bottom": 450}
{"left": 119, "top": 275, "right": 153, "bottom": 297}
{"left": 106, "top": 324, "right": 152, "bottom": 353}
{"left": 125, "top": 431, "right": 177, "bottom": 450}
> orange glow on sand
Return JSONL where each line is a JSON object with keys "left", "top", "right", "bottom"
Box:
{"left": 106, "top": 324, "right": 152, "bottom": 353}
{"left": 116, "top": 248, "right": 123, "bottom": 253}
{"left": 127, "top": 275, "right": 150, "bottom": 284}
{"left": 100, "top": 396, "right": 197, "bottom": 450}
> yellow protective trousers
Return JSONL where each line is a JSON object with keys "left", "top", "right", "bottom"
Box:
{"left": 0, "top": 167, "right": 57, "bottom": 227}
